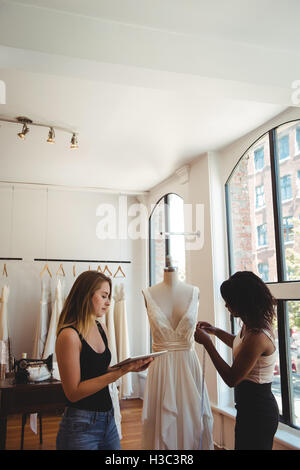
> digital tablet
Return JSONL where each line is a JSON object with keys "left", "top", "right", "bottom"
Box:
{"left": 110, "top": 350, "right": 168, "bottom": 369}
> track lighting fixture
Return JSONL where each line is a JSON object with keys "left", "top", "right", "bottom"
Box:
{"left": 17, "top": 123, "right": 30, "bottom": 139}
{"left": 17, "top": 117, "right": 32, "bottom": 140}
{"left": 70, "top": 133, "right": 78, "bottom": 149}
{"left": 0, "top": 115, "right": 78, "bottom": 148}
{"left": 47, "top": 127, "right": 55, "bottom": 143}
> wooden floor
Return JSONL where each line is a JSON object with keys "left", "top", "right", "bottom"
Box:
{"left": 5, "top": 399, "right": 145, "bottom": 450}
{"left": 5, "top": 399, "right": 220, "bottom": 451}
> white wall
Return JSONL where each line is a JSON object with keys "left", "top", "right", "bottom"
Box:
{"left": 0, "top": 184, "right": 148, "bottom": 395}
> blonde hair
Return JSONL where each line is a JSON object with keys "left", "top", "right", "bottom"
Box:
{"left": 56, "top": 270, "right": 112, "bottom": 339}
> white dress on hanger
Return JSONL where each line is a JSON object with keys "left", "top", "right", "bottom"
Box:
{"left": 31, "top": 278, "right": 52, "bottom": 435}
{"left": 99, "top": 310, "right": 122, "bottom": 440}
{"left": 0, "top": 284, "right": 10, "bottom": 372}
{"left": 32, "top": 278, "right": 52, "bottom": 358}
{"left": 141, "top": 286, "right": 214, "bottom": 450}
{"left": 106, "top": 302, "right": 118, "bottom": 367}
{"left": 113, "top": 283, "right": 132, "bottom": 398}
{"left": 43, "top": 277, "right": 64, "bottom": 360}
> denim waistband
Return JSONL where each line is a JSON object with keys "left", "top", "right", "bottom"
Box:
{"left": 64, "top": 406, "right": 113, "bottom": 418}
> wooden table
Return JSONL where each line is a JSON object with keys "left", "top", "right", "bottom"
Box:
{"left": 0, "top": 377, "right": 66, "bottom": 449}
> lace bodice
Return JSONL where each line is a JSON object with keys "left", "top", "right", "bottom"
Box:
{"left": 142, "top": 286, "right": 199, "bottom": 351}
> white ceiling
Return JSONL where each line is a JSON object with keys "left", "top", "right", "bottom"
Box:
{"left": 0, "top": 0, "right": 299, "bottom": 192}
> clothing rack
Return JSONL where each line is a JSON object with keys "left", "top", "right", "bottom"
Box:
{"left": 0, "top": 258, "right": 23, "bottom": 260}
{"left": 160, "top": 231, "right": 200, "bottom": 238}
{"left": 34, "top": 258, "right": 131, "bottom": 263}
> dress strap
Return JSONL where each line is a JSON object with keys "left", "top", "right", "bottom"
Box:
{"left": 262, "top": 329, "right": 276, "bottom": 346}
{"left": 96, "top": 321, "right": 108, "bottom": 347}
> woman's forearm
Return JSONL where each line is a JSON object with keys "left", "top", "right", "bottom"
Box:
{"left": 205, "top": 341, "right": 234, "bottom": 388}
{"left": 215, "top": 328, "right": 235, "bottom": 348}
{"left": 67, "top": 368, "right": 123, "bottom": 403}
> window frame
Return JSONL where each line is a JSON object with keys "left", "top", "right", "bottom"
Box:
{"left": 225, "top": 119, "right": 300, "bottom": 430}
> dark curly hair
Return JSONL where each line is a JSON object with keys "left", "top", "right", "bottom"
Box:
{"left": 220, "top": 271, "right": 276, "bottom": 330}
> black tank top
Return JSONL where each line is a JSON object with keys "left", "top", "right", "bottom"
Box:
{"left": 60, "top": 321, "right": 112, "bottom": 412}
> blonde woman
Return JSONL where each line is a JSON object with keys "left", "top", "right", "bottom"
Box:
{"left": 55, "top": 271, "right": 153, "bottom": 450}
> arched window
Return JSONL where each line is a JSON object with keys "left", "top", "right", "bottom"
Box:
{"left": 226, "top": 120, "right": 300, "bottom": 429}
{"left": 149, "top": 193, "right": 186, "bottom": 286}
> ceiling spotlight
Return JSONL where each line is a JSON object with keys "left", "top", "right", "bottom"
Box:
{"left": 70, "top": 133, "right": 78, "bottom": 149}
{"left": 47, "top": 127, "right": 55, "bottom": 143}
{"left": 18, "top": 123, "right": 30, "bottom": 140}
{"left": 16, "top": 116, "right": 32, "bottom": 140}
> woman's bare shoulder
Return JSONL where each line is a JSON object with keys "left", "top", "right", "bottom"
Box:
{"left": 245, "top": 328, "right": 272, "bottom": 346}
{"left": 56, "top": 327, "right": 81, "bottom": 346}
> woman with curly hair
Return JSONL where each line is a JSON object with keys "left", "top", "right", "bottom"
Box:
{"left": 194, "top": 271, "right": 279, "bottom": 450}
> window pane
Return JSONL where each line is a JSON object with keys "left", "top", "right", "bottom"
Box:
{"left": 275, "top": 121, "right": 300, "bottom": 281}
{"left": 280, "top": 175, "right": 292, "bottom": 201}
{"left": 168, "top": 194, "right": 186, "bottom": 281}
{"left": 254, "top": 146, "right": 264, "bottom": 170}
{"left": 272, "top": 312, "right": 282, "bottom": 417}
{"left": 279, "top": 134, "right": 290, "bottom": 160}
{"left": 227, "top": 134, "right": 278, "bottom": 281}
{"left": 296, "top": 127, "right": 300, "bottom": 154}
{"left": 286, "top": 301, "right": 300, "bottom": 427}
{"left": 283, "top": 216, "right": 294, "bottom": 243}
{"left": 258, "top": 262, "right": 269, "bottom": 281}
{"left": 255, "top": 184, "right": 265, "bottom": 208}
{"left": 150, "top": 198, "right": 166, "bottom": 285}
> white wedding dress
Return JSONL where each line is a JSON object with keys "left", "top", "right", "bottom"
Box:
{"left": 141, "top": 286, "right": 214, "bottom": 450}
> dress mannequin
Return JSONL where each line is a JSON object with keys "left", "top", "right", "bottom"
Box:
{"left": 141, "top": 255, "right": 213, "bottom": 450}
{"left": 147, "top": 257, "right": 195, "bottom": 330}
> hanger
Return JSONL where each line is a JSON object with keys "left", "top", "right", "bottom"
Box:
{"left": 40, "top": 263, "right": 52, "bottom": 278}
{"left": 56, "top": 264, "right": 66, "bottom": 277}
{"left": 97, "top": 265, "right": 103, "bottom": 273}
{"left": 114, "top": 265, "right": 126, "bottom": 278}
{"left": 2, "top": 264, "right": 8, "bottom": 277}
{"left": 103, "top": 265, "right": 112, "bottom": 277}
{"left": 73, "top": 265, "right": 76, "bottom": 277}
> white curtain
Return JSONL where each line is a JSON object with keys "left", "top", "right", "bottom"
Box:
{"left": 32, "top": 278, "right": 52, "bottom": 358}
{"left": 0, "top": 284, "right": 10, "bottom": 374}
{"left": 113, "top": 283, "right": 132, "bottom": 398}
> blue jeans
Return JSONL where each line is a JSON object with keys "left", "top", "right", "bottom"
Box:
{"left": 56, "top": 407, "right": 121, "bottom": 450}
